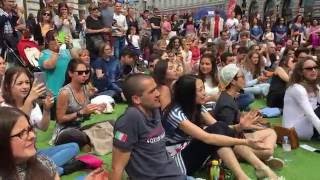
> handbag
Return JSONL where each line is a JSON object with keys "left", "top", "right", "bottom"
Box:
{"left": 273, "top": 126, "right": 299, "bottom": 149}
{"left": 76, "top": 154, "right": 103, "bottom": 169}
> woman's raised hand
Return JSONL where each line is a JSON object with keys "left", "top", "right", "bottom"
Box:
{"left": 27, "top": 79, "right": 47, "bottom": 102}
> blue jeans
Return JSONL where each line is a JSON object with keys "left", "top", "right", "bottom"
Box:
{"left": 113, "top": 36, "right": 125, "bottom": 60}
{"left": 244, "top": 83, "right": 270, "bottom": 96}
{"left": 38, "top": 143, "right": 80, "bottom": 175}
{"left": 236, "top": 92, "right": 255, "bottom": 111}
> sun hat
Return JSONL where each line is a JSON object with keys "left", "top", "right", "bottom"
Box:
{"left": 219, "top": 63, "right": 240, "bottom": 90}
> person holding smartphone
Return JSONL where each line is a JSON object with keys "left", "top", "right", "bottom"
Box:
{"left": 0, "top": 67, "right": 80, "bottom": 176}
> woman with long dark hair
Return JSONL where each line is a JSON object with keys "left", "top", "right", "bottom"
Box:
{"left": 290, "top": 15, "right": 306, "bottom": 44}
{"left": 283, "top": 58, "right": 320, "bottom": 139}
{"left": 198, "top": 54, "right": 219, "bottom": 102}
{"left": 34, "top": 7, "right": 56, "bottom": 46}
{"left": 55, "top": 60, "right": 103, "bottom": 148}
{"left": 153, "top": 59, "right": 179, "bottom": 110}
{"left": 267, "top": 56, "right": 296, "bottom": 108}
{"left": 163, "top": 74, "right": 279, "bottom": 179}
{"left": 0, "top": 107, "right": 58, "bottom": 179}
{"left": 1, "top": 67, "right": 80, "bottom": 176}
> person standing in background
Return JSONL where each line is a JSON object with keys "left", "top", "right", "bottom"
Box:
{"left": 99, "top": 0, "right": 113, "bottom": 42}
{"left": 150, "top": 8, "right": 161, "bottom": 43}
{"left": 210, "top": 11, "right": 224, "bottom": 40}
{"left": 112, "top": 2, "right": 128, "bottom": 60}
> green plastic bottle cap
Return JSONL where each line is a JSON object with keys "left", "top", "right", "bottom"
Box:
{"left": 212, "top": 160, "right": 219, "bottom": 166}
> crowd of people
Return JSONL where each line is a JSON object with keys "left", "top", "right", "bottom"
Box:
{"left": 1, "top": 0, "right": 320, "bottom": 179}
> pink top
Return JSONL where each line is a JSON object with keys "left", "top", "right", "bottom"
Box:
{"left": 191, "top": 46, "right": 200, "bottom": 64}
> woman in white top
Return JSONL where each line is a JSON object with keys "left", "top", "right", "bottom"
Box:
{"left": 198, "top": 54, "right": 220, "bottom": 102}
{"left": 241, "top": 50, "right": 270, "bottom": 96}
{"left": 283, "top": 58, "right": 320, "bottom": 140}
{"left": 1, "top": 67, "right": 80, "bottom": 175}
{"left": 1, "top": 67, "right": 52, "bottom": 131}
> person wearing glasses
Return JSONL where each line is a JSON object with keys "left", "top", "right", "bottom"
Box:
{"left": 86, "top": 3, "right": 109, "bottom": 58}
{"left": 0, "top": 67, "right": 80, "bottom": 176}
{"left": 92, "top": 42, "right": 118, "bottom": 97}
{"left": 283, "top": 58, "right": 320, "bottom": 140}
{"left": 0, "top": 107, "right": 59, "bottom": 179}
{"left": 34, "top": 7, "right": 55, "bottom": 47}
{"left": 55, "top": 60, "right": 104, "bottom": 148}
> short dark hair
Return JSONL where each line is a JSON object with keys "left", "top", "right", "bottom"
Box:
{"left": 295, "top": 47, "right": 310, "bottom": 58}
{"left": 220, "top": 52, "right": 234, "bottom": 64}
{"left": 123, "top": 73, "right": 152, "bottom": 105}
{"left": 120, "top": 48, "right": 136, "bottom": 59}
{"left": 238, "top": 47, "right": 249, "bottom": 54}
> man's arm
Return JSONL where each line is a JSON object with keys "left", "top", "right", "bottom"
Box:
{"left": 109, "top": 146, "right": 131, "bottom": 180}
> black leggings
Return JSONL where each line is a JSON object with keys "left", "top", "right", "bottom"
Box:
{"left": 181, "top": 121, "right": 235, "bottom": 175}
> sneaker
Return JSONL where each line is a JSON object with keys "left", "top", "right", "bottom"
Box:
{"left": 265, "top": 157, "right": 284, "bottom": 170}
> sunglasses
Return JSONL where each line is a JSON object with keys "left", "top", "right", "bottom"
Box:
{"left": 10, "top": 126, "right": 34, "bottom": 140}
{"left": 43, "top": 13, "right": 51, "bottom": 16}
{"left": 304, "top": 66, "right": 318, "bottom": 71}
{"left": 74, "top": 70, "right": 90, "bottom": 75}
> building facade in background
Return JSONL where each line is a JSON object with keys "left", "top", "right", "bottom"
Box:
{"left": 15, "top": 0, "right": 320, "bottom": 21}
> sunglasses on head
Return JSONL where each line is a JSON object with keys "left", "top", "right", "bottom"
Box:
{"left": 74, "top": 70, "right": 90, "bottom": 75}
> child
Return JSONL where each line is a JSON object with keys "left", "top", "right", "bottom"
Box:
{"left": 127, "top": 26, "right": 140, "bottom": 54}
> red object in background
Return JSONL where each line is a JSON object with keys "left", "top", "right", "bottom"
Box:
{"left": 17, "top": 39, "right": 40, "bottom": 67}
{"left": 227, "top": 0, "right": 237, "bottom": 18}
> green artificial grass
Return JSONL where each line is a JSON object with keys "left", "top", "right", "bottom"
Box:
{"left": 36, "top": 101, "right": 320, "bottom": 180}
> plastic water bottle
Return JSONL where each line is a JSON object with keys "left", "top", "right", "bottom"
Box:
{"left": 210, "top": 160, "right": 220, "bottom": 180}
{"left": 282, "top": 136, "right": 292, "bottom": 162}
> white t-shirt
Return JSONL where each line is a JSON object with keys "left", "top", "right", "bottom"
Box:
{"left": 1, "top": 102, "right": 43, "bottom": 128}
{"left": 283, "top": 84, "right": 320, "bottom": 139}
{"left": 204, "top": 76, "right": 219, "bottom": 97}
{"left": 226, "top": 18, "right": 239, "bottom": 30}
{"left": 128, "top": 35, "right": 140, "bottom": 49}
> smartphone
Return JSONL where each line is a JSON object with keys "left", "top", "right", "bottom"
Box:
{"left": 57, "top": 31, "right": 66, "bottom": 44}
{"left": 33, "top": 72, "right": 48, "bottom": 99}
{"left": 33, "top": 72, "right": 46, "bottom": 85}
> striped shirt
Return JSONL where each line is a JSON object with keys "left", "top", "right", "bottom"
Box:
{"left": 163, "top": 104, "right": 207, "bottom": 174}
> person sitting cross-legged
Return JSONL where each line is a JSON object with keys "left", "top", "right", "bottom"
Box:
{"left": 215, "top": 64, "right": 284, "bottom": 171}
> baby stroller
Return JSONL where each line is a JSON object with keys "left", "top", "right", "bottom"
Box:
{"left": 16, "top": 38, "right": 41, "bottom": 72}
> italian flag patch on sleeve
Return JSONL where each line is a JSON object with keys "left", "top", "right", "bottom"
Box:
{"left": 115, "top": 131, "right": 128, "bottom": 142}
